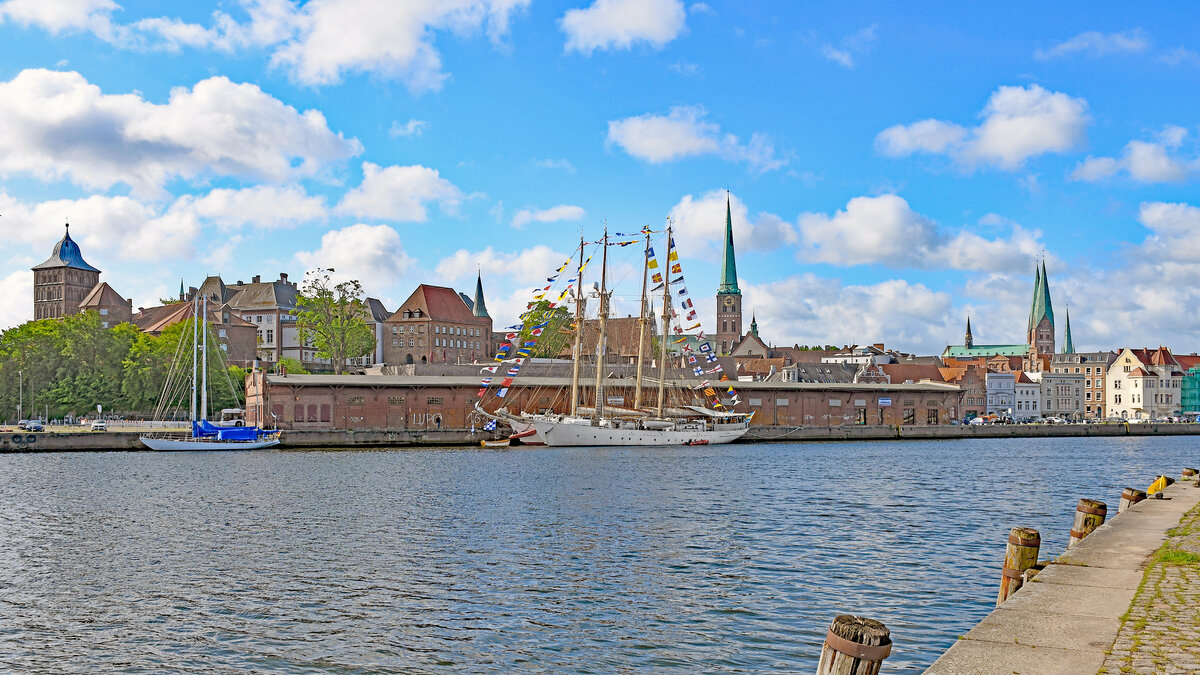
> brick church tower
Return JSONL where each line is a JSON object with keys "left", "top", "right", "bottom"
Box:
{"left": 32, "top": 223, "right": 101, "bottom": 320}
{"left": 1026, "top": 260, "right": 1055, "bottom": 368}
{"left": 715, "top": 194, "right": 742, "bottom": 355}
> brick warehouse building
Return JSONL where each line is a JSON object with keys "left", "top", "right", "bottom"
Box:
{"left": 245, "top": 371, "right": 963, "bottom": 431}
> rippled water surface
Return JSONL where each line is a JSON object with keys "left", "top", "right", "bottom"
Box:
{"left": 1, "top": 437, "right": 1197, "bottom": 673}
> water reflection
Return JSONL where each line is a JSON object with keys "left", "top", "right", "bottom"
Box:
{"left": 0, "top": 437, "right": 1194, "bottom": 672}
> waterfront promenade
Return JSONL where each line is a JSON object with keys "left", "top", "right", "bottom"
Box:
{"left": 4, "top": 422, "right": 1200, "bottom": 452}
{"left": 926, "top": 480, "right": 1200, "bottom": 674}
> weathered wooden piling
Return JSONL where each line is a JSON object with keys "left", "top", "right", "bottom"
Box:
{"left": 1183, "top": 467, "right": 1197, "bottom": 481}
{"left": 1118, "top": 488, "right": 1147, "bottom": 513}
{"left": 997, "top": 527, "right": 1040, "bottom": 606}
{"left": 816, "top": 615, "right": 891, "bottom": 675}
{"left": 1068, "top": 498, "right": 1107, "bottom": 547}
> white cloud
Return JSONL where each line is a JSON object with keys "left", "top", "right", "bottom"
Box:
{"left": 511, "top": 204, "right": 585, "bottom": 228}
{"left": 293, "top": 223, "right": 416, "bottom": 297}
{"left": 742, "top": 275, "right": 955, "bottom": 354}
{"left": 0, "top": 68, "right": 361, "bottom": 196}
{"left": 820, "top": 24, "right": 877, "bottom": 69}
{"left": 389, "top": 119, "right": 429, "bottom": 138}
{"left": 1159, "top": 46, "right": 1200, "bottom": 66}
{"left": 796, "top": 195, "right": 1045, "bottom": 272}
{"left": 1034, "top": 29, "right": 1148, "bottom": 60}
{"left": 1070, "top": 126, "right": 1192, "bottom": 183}
{"left": 183, "top": 185, "right": 328, "bottom": 230}
{"left": 532, "top": 158, "right": 576, "bottom": 173}
{"left": 0, "top": 0, "right": 117, "bottom": 35}
{"left": 667, "top": 190, "right": 797, "bottom": 256}
{"left": 1138, "top": 201, "right": 1200, "bottom": 261}
{"left": 876, "top": 84, "right": 1089, "bottom": 170}
{"left": 435, "top": 245, "right": 569, "bottom": 285}
{"left": 0, "top": 269, "right": 34, "bottom": 329}
{"left": 561, "top": 0, "right": 685, "bottom": 54}
{"left": 607, "top": 105, "right": 786, "bottom": 171}
{"left": 336, "top": 162, "right": 463, "bottom": 221}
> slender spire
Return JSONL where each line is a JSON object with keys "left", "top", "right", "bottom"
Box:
{"left": 718, "top": 192, "right": 739, "bottom": 294}
{"left": 1063, "top": 307, "right": 1075, "bottom": 354}
{"left": 1039, "top": 259, "right": 1054, "bottom": 328}
{"left": 750, "top": 313, "right": 759, "bottom": 337}
{"left": 965, "top": 313, "right": 973, "bottom": 349}
{"left": 471, "top": 271, "right": 490, "bottom": 318}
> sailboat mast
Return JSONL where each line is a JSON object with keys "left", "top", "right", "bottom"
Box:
{"left": 633, "top": 230, "right": 650, "bottom": 409}
{"left": 591, "top": 229, "right": 610, "bottom": 424}
{"left": 656, "top": 222, "right": 673, "bottom": 418}
{"left": 200, "top": 294, "right": 208, "bottom": 421}
{"left": 190, "top": 296, "right": 198, "bottom": 422}
{"left": 569, "top": 238, "right": 586, "bottom": 417}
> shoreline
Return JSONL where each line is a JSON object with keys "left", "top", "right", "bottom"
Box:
{"left": 3, "top": 422, "right": 1200, "bottom": 452}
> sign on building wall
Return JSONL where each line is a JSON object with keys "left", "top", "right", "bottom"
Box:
{"left": 879, "top": 397, "right": 892, "bottom": 407}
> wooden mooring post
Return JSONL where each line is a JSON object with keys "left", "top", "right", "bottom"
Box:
{"left": 816, "top": 615, "right": 891, "bottom": 675}
{"left": 997, "top": 527, "right": 1040, "bottom": 606}
{"left": 1183, "top": 467, "right": 1197, "bottom": 481}
{"left": 1118, "top": 488, "right": 1147, "bottom": 514}
{"left": 1068, "top": 498, "right": 1107, "bottom": 547}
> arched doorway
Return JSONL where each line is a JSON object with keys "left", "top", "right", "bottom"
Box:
{"left": 405, "top": 353, "right": 414, "bottom": 364}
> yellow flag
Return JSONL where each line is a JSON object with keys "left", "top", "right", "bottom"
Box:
{"left": 667, "top": 250, "right": 678, "bottom": 261}
{"left": 1148, "top": 475, "right": 1168, "bottom": 495}
{"left": 647, "top": 258, "right": 659, "bottom": 269}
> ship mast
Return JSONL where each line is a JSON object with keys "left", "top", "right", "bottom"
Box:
{"left": 568, "top": 238, "right": 586, "bottom": 417}
{"left": 656, "top": 222, "right": 673, "bottom": 418}
{"left": 200, "top": 294, "right": 208, "bottom": 421}
{"left": 633, "top": 229, "right": 650, "bottom": 409}
{"left": 190, "top": 295, "right": 198, "bottom": 422}
{"left": 590, "top": 228, "right": 610, "bottom": 425}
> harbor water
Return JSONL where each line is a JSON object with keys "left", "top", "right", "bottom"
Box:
{"left": 1, "top": 437, "right": 1196, "bottom": 672}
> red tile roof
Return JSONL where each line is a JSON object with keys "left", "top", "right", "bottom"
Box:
{"left": 881, "top": 364, "right": 947, "bottom": 383}
{"left": 387, "top": 285, "right": 483, "bottom": 324}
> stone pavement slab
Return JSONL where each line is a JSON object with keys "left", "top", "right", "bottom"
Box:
{"left": 925, "top": 481, "right": 1200, "bottom": 675}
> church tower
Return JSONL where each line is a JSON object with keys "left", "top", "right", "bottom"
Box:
{"left": 715, "top": 193, "right": 742, "bottom": 355}
{"left": 32, "top": 223, "right": 101, "bottom": 320}
{"left": 964, "top": 314, "right": 974, "bottom": 349}
{"left": 1062, "top": 307, "right": 1075, "bottom": 354}
{"left": 1027, "top": 259, "right": 1055, "bottom": 362}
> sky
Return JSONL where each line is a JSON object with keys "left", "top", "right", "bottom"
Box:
{"left": 1, "top": 1, "right": 1199, "bottom": 355}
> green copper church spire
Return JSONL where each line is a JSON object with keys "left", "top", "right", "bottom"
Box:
{"left": 717, "top": 192, "right": 739, "bottom": 294}
{"left": 1063, "top": 307, "right": 1075, "bottom": 353}
{"left": 472, "top": 271, "right": 490, "bottom": 319}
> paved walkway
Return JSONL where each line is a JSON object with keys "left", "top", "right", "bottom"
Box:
{"left": 925, "top": 480, "right": 1200, "bottom": 675}
{"left": 1099, "top": 500, "right": 1200, "bottom": 674}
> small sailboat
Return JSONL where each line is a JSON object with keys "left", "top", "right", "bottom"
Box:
{"left": 140, "top": 295, "right": 280, "bottom": 451}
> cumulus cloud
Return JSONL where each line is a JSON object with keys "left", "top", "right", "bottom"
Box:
{"left": 1138, "top": 201, "right": 1200, "bottom": 261}
{"left": 435, "top": 245, "right": 570, "bottom": 286}
{"left": 796, "top": 195, "right": 1045, "bottom": 272}
{"left": 667, "top": 190, "right": 797, "bottom": 257}
{"left": 1159, "top": 46, "right": 1200, "bottom": 67}
{"left": 1034, "top": 29, "right": 1149, "bottom": 60}
{"left": 1070, "top": 127, "right": 1192, "bottom": 183}
{"left": 607, "top": 106, "right": 786, "bottom": 171}
{"left": 293, "top": 223, "right": 415, "bottom": 297}
{"left": 560, "top": 0, "right": 685, "bottom": 54}
{"left": 532, "top": 158, "right": 576, "bottom": 173}
{"left": 0, "top": 269, "right": 34, "bottom": 329}
{"left": 511, "top": 204, "right": 585, "bottom": 228}
{"left": 0, "top": 68, "right": 361, "bottom": 196}
{"left": 181, "top": 185, "right": 327, "bottom": 230}
{"left": 336, "top": 162, "right": 463, "bottom": 221}
{"left": 1, "top": 0, "right": 529, "bottom": 91}
{"left": 741, "top": 275, "right": 955, "bottom": 354}
{"left": 876, "top": 84, "right": 1089, "bottom": 170}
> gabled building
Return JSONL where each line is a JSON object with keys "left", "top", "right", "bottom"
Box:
{"left": 1107, "top": 347, "right": 1184, "bottom": 420}
{"left": 78, "top": 282, "right": 133, "bottom": 328}
{"left": 1051, "top": 351, "right": 1116, "bottom": 418}
{"left": 382, "top": 283, "right": 493, "bottom": 365}
{"left": 132, "top": 302, "right": 258, "bottom": 367}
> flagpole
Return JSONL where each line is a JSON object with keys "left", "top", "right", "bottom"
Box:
{"left": 590, "top": 227, "right": 610, "bottom": 425}
{"left": 656, "top": 221, "right": 672, "bottom": 418}
{"left": 569, "top": 238, "right": 585, "bottom": 417}
{"left": 633, "top": 229, "right": 650, "bottom": 410}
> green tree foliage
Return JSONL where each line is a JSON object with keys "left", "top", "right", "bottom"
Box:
{"left": 273, "top": 357, "right": 309, "bottom": 375}
{"left": 0, "top": 312, "right": 247, "bottom": 422}
{"left": 294, "top": 268, "right": 375, "bottom": 375}
{"left": 515, "top": 300, "right": 573, "bottom": 359}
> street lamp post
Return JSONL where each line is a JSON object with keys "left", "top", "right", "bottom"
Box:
{"left": 17, "top": 369, "right": 22, "bottom": 421}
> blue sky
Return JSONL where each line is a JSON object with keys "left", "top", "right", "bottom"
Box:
{"left": 1, "top": 0, "right": 1199, "bottom": 354}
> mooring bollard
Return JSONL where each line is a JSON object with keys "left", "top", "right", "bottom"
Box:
{"left": 816, "top": 615, "right": 891, "bottom": 675}
{"left": 1068, "top": 499, "right": 1107, "bottom": 547}
{"left": 1183, "top": 468, "right": 1197, "bottom": 481}
{"left": 1119, "top": 488, "right": 1147, "bottom": 513}
{"left": 997, "top": 527, "right": 1040, "bottom": 606}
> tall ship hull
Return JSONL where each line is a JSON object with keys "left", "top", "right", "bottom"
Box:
{"left": 531, "top": 415, "right": 750, "bottom": 447}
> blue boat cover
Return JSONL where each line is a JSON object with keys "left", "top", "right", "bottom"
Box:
{"left": 193, "top": 420, "right": 268, "bottom": 441}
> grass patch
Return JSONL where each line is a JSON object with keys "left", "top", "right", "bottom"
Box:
{"left": 1152, "top": 549, "right": 1200, "bottom": 565}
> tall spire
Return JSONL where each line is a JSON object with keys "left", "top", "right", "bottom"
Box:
{"left": 1030, "top": 259, "right": 1054, "bottom": 329}
{"left": 472, "top": 271, "right": 490, "bottom": 318}
{"left": 965, "top": 313, "right": 974, "bottom": 349}
{"left": 1063, "top": 307, "right": 1075, "bottom": 353}
{"left": 717, "top": 192, "right": 739, "bottom": 294}
{"left": 750, "top": 313, "right": 759, "bottom": 337}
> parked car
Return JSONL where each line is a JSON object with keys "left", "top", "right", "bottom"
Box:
{"left": 25, "top": 420, "right": 44, "bottom": 432}
{"left": 90, "top": 420, "right": 108, "bottom": 432}
{"left": 17, "top": 419, "right": 29, "bottom": 430}
{"left": 968, "top": 417, "right": 986, "bottom": 425}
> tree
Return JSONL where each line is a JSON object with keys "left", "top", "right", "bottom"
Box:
{"left": 294, "top": 269, "right": 375, "bottom": 375}
{"left": 515, "top": 300, "right": 573, "bottom": 359}
{"left": 274, "top": 357, "right": 309, "bottom": 375}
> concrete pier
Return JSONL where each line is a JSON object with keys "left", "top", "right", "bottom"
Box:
{"left": 925, "top": 481, "right": 1200, "bottom": 675}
